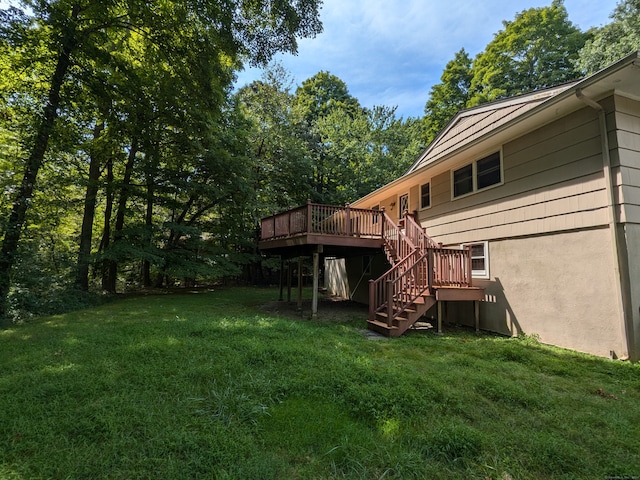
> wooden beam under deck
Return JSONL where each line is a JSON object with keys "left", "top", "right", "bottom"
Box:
{"left": 435, "top": 286, "right": 485, "bottom": 302}
{"left": 259, "top": 233, "right": 384, "bottom": 254}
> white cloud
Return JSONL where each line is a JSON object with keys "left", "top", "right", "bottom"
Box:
{"left": 236, "top": 0, "right": 620, "bottom": 117}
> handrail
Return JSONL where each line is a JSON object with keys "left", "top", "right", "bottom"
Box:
{"left": 431, "top": 246, "right": 473, "bottom": 288}
{"left": 404, "top": 213, "right": 439, "bottom": 250}
{"left": 260, "top": 202, "right": 385, "bottom": 240}
{"left": 380, "top": 210, "right": 415, "bottom": 264}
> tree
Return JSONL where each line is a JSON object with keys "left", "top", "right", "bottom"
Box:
{"left": 236, "top": 64, "right": 312, "bottom": 216}
{"left": 468, "top": 0, "right": 586, "bottom": 105}
{"left": 289, "top": 71, "right": 424, "bottom": 206}
{"left": 576, "top": 0, "right": 640, "bottom": 74}
{"left": 422, "top": 49, "right": 473, "bottom": 145}
{"left": 0, "top": 0, "right": 323, "bottom": 319}
{"left": 293, "top": 72, "right": 362, "bottom": 203}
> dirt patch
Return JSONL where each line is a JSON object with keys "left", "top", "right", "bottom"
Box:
{"left": 259, "top": 294, "right": 368, "bottom": 322}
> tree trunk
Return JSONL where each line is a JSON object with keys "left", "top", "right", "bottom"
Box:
{"left": 105, "top": 137, "right": 138, "bottom": 293}
{"left": 100, "top": 157, "right": 114, "bottom": 292}
{"left": 142, "top": 170, "right": 154, "bottom": 287}
{"left": 0, "top": 4, "right": 79, "bottom": 320}
{"left": 75, "top": 122, "right": 104, "bottom": 291}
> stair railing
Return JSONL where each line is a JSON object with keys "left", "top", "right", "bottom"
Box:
{"left": 431, "top": 245, "right": 473, "bottom": 287}
{"left": 380, "top": 210, "right": 415, "bottom": 266}
{"left": 369, "top": 249, "right": 421, "bottom": 324}
{"left": 384, "top": 250, "right": 432, "bottom": 323}
{"left": 404, "top": 213, "right": 439, "bottom": 251}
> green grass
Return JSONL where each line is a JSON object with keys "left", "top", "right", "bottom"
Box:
{"left": 1, "top": 287, "right": 639, "bottom": 479}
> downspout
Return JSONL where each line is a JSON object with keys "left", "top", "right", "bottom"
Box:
{"left": 575, "top": 89, "right": 632, "bottom": 360}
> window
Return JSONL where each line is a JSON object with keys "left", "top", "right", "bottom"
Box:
{"left": 420, "top": 183, "right": 431, "bottom": 209}
{"left": 462, "top": 241, "right": 489, "bottom": 278}
{"left": 477, "top": 152, "right": 501, "bottom": 189}
{"left": 399, "top": 193, "right": 409, "bottom": 217}
{"left": 452, "top": 151, "right": 502, "bottom": 198}
{"left": 453, "top": 164, "right": 473, "bottom": 197}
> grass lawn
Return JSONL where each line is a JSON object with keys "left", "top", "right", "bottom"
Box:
{"left": 1, "top": 287, "right": 639, "bottom": 479}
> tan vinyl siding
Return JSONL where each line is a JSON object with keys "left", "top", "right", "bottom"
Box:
{"left": 378, "top": 194, "right": 397, "bottom": 222}
{"left": 613, "top": 96, "right": 640, "bottom": 359}
{"left": 417, "top": 107, "right": 610, "bottom": 245}
{"left": 614, "top": 96, "right": 640, "bottom": 223}
{"left": 409, "top": 185, "right": 419, "bottom": 213}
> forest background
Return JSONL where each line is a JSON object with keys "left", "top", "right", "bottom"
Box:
{"left": 0, "top": 0, "right": 638, "bottom": 323}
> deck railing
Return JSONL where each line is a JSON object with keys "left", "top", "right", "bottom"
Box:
{"left": 261, "top": 201, "right": 385, "bottom": 241}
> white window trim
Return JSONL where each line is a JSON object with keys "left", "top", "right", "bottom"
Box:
{"left": 419, "top": 181, "right": 431, "bottom": 210}
{"left": 450, "top": 148, "right": 504, "bottom": 201}
{"left": 462, "top": 241, "right": 490, "bottom": 279}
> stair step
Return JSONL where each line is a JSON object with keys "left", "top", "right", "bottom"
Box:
{"left": 368, "top": 319, "right": 398, "bottom": 329}
{"left": 376, "top": 312, "right": 409, "bottom": 322}
{"left": 367, "top": 319, "right": 403, "bottom": 337}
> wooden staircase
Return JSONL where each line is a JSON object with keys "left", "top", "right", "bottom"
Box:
{"left": 368, "top": 212, "right": 478, "bottom": 337}
{"left": 368, "top": 288, "right": 437, "bottom": 337}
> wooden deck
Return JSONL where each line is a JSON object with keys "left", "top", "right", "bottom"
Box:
{"left": 259, "top": 202, "right": 386, "bottom": 255}
{"left": 259, "top": 202, "right": 484, "bottom": 336}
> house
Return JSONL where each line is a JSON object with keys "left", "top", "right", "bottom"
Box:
{"left": 260, "top": 52, "right": 640, "bottom": 360}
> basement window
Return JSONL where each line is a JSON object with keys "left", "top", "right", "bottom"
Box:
{"left": 452, "top": 151, "right": 502, "bottom": 199}
{"left": 462, "top": 241, "right": 489, "bottom": 279}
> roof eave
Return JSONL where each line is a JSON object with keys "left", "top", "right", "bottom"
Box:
{"left": 352, "top": 51, "right": 640, "bottom": 208}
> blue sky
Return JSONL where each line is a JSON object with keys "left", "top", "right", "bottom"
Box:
{"left": 236, "top": 0, "right": 620, "bottom": 119}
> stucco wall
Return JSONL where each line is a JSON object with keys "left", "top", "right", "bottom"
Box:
{"left": 466, "top": 228, "right": 626, "bottom": 358}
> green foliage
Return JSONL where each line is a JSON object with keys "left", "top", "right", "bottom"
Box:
{"left": 0, "top": 0, "right": 324, "bottom": 315}
{"left": 294, "top": 71, "right": 362, "bottom": 123}
{"left": 468, "top": 0, "right": 586, "bottom": 105}
{"left": 422, "top": 0, "right": 591, "bottom": 143}
{"left": 576, "top": 0, "right": 640, "bottom": 73}
{"left": 236, "top": 64, "right": 313, "bottom": 216}
{"left": 1, "top": 288, "right": 639, "bottom": 479}
{"left": 423, "top": 49, "right": 473, "bottom": 145}
{"left": 290, "top": 71, "right": 423, "bottom": 205}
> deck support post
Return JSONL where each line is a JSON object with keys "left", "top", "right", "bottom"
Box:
{"left": 297, "top": 256, "right": 303, "bottom": 312}
{"left": 278, "top": 256, "right": 284, "bottom": 301}
{"left": 311, "top": 251, "right": 319, "bottom": 319}
{"left": 437, "top": 301, "right": 443, "bottom": 335}
{"left": 474, "top": 301, "right": 480, "bottom": 334}
{"left": 386, "top": 280, "right": 394, "bottom": 327}
{"left": 286, "top": 261, "right": 292, "bottom": 303}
